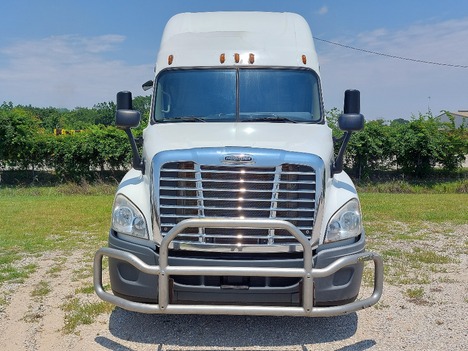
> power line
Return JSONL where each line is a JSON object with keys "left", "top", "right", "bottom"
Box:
{"left": 313, "top": 36, "right": 468, "bottom": 69}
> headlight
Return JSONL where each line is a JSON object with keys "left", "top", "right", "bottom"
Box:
{"left": 325, "top": 199, "right": 362, "bottom": 243}
{"left": 112, "top": 194, "right": 148, "bottom": 239}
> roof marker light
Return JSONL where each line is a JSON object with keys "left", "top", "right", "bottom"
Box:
{"left": 249, "top": 53, "right": 255, "bottom": 64}
{"left": 220, "top": 53, "right": 226, "bottom": 64}
{"left": 168, "top": 55, "right": 174, "bottom": 65}
{"left": 234, "top": 53, "right": 240, "bottom": 63}
{"left": 302, "top": 55, "right": 307, "bottom": 64}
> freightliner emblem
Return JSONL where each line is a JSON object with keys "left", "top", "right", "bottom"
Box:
{"left": 222, "top": 154, "right": 255, "bottom": 164}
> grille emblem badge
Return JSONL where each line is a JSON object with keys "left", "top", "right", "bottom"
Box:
{"left": 222, "top": 154, "right": 255, "bottom": 164}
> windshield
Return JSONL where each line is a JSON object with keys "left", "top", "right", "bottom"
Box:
{"left": 153, "top": 68, "right": 322, "bottom": 123}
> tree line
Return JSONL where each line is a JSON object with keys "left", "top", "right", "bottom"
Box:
{"left": 0, "top": 97, "right": 150, "bottom": 182}
{"left": 327, "top": 108, "right": 467, "bottom": 179}
{"left": 0, "top": 99, "right": 467, "bottom": 182}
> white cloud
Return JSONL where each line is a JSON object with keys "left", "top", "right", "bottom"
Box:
{"left": 317, "top": 17, "right": 468, "bottom": 119}
{"left": 0, "top": 35, "right": 152, "bottom": 108}
{"left": 317, "top": 6, "right": 328, "bottom": 15}
{"left": 2, "top": 18, "right": 467, "bottom": 120}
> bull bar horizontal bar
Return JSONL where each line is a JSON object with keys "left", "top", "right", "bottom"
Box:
{"left": 94, "top": 218, "right": 383, "bottom": 317}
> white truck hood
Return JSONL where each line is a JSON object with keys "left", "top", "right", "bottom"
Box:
{"left": 143, "top": 122, "right": 334, "bottom": 163}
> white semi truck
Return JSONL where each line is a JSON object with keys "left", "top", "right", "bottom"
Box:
{"left": 94, "top": 11, "right": 383, "bottom": 317}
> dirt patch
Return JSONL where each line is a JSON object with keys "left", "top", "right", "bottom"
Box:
{"left": 0, "top": 250, "right": 102, "bottom": 351}
{"left": 0, "top": 224, "right": 467, "bottom": 350}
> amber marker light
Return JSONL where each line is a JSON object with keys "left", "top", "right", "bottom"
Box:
{"left": 302, "top": 55, "right": 307, "bottom": 64}
{"left": 234, "top": 53, "right": 240, "bottom": 63}
{"left": 220, "top": 53, "right": 226, "bottom": 64}
{"left": 249, "top": 53, "right": 255, "bottom": 64}
{"left": 168, "top": 55, "right": 174, "bottom": 65}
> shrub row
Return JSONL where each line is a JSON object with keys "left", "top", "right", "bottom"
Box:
{"left": 0, "top": 106, "right": 133, "bottom": 181}
{"left": 1, "top": 105, "right": 467, "bottom": 182}
{"left": 327, "top": 110, "right": 468, "bottom": 179}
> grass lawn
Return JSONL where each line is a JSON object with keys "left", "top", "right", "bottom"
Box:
{"left": 1, "top": 189, "right": 466, "bottom": 285}
{"left": 0, "top": 190, "right": 113, "bottom": 284}
{"left": 0, "top": 187, "right": 466, "bottom": 332}
{"left": 361, "top": 193, "right": 468, "bottom": 224}
{"left": 360, "top": 193, "right": 467, "bottom": 288}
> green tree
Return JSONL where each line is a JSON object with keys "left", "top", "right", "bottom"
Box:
{"left": 132, "top": 95, "right": 152, "bottom": 119}
{"left": 437, "top": 111, "right": 468, "bottom": 172}
{"left": 93, "top": 101, "right": 116, "bottom": 126}
{"left": 346, "top": 119, "right": 392, "bottom": 179}
{"left": 61, "top": 107, "right": 98, "bottom": 129}
{"left": 15, "top": 105, "right": 66, "bottom": 132}
{"left": 390, "top": 113, "right": 452, "bottom": 177}
{"left": 0, "top": 107, "right": 45, "bottom": 170}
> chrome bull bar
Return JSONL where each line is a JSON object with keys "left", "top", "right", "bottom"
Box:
{"left": 94, "top": 218, "right": 383, "bottom": 317}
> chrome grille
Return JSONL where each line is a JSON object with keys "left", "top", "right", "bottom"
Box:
{"left": 158, "top": 162, "right": 316, "bottom": 247}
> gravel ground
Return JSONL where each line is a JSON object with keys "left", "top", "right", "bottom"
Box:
{"left": 0, "top": 224, "right": 466, "bottom": 350}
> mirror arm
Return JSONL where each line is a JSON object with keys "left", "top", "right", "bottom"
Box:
{"left": 124, "top": 128, "right": 145, "bottom": 173}
{"left": 333, "top": 131, "right": 352, "bottom": 175}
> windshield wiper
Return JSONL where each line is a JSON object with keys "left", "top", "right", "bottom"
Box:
{"left": 241, "top": 114, "right": 299, "bottom": 123}
{"left": 161, "top": 116, "right": 207, "bottom": 123}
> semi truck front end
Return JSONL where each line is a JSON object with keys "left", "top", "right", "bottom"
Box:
{"left": 94, "top": 11, "right": 383, "bottom": 317}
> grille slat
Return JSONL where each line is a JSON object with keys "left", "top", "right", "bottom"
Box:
{"left": 158, "top": 161, "right": 316, "bottom": 248}
{"left": 160, "top": 205, "right": 315, "bottom": 212}
{"left": 160, "top": 195, "right": 313, "bottom": 201}
{"left": 161, "top": 187, "right": 315, "bottom": 194}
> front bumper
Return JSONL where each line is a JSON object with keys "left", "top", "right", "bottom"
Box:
{"left": 94, "top": 218, "right": 383, "bottom": 317}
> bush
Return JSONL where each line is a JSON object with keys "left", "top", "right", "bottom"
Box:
{"left": 346, "top": 119, "right": 393, "bottom": 179}
{"left": 50, "top": 126, "right": 131, "bottom": 182}
{"left": 0, "top": 105, "right": 45, "bottom": 170}
{"left": 1, "top": 101, "right": 467, "bottom": 183}
{"left": 391, "top": 113, "right": 467, "bottom": 177}
{"left": 327, "top": 109, "right": 468, "bottom": 179}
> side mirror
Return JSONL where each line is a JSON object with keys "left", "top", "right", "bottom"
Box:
{"left": 117, "top": 90, "right": 133, "bottom": 110}
{"left": 115, "top": 91, "right": 141, "bottom": 129}
{"left": 338, "top": 90, "right": 364, "bottom": 131}
{"left": 142, "top": 80, "right": 153, "bottom": 91}
{"left": 333, "top": 89, "right": 365, "bottom": 175}
{"left": 115, "top": 91, "right": 144, "bottom": 172}
{"left": 115, "top": 110, "right": 141, "bottom": 129}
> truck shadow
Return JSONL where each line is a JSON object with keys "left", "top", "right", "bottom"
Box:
{"left": 99, "top": 307, "right": 361, "bottom": 349}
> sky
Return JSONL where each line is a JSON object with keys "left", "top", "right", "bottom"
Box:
{"left": 1, "top": 0, "right": 467, "bottom": 120}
